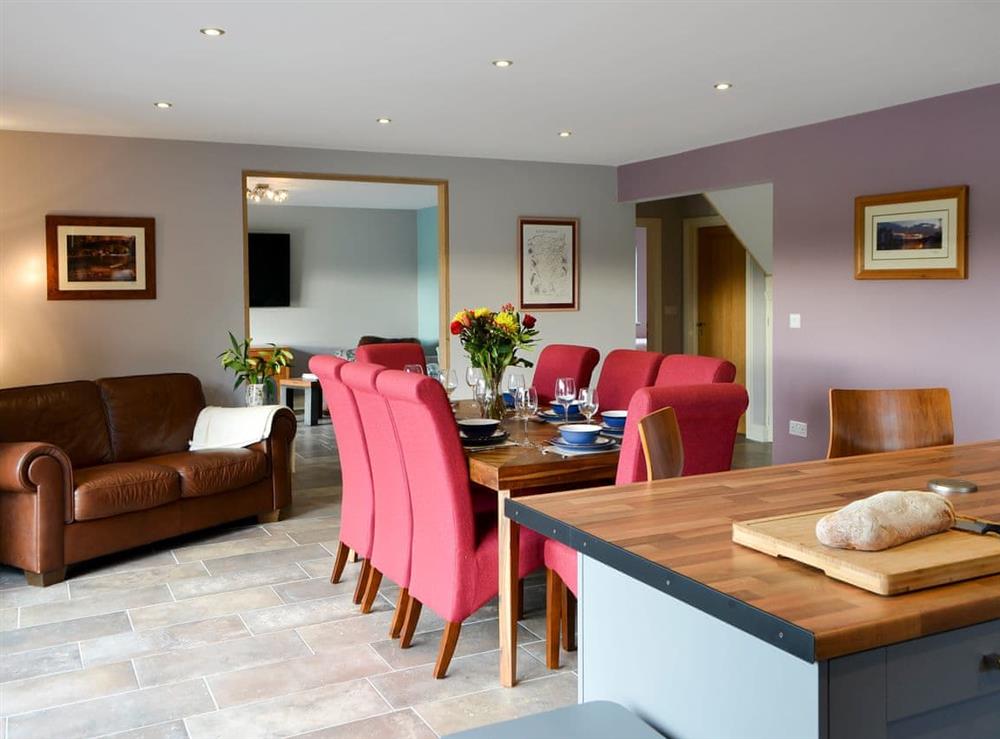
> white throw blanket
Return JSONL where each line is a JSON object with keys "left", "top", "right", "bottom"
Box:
{"left": 189, "top": 405, "right": 284, "bottom": 451}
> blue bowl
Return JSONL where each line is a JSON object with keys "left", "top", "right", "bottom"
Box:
{"left": 458, "top": 418, "right": 501, "bottom": 439}
{"left": 559, "top": 424, "right": 602, "bottom": 445}
{"left": 551, "top": 402, "right": 581, "bottom": 416}
{"left": 601, "top": 410, "right": 628, "bottom": 429}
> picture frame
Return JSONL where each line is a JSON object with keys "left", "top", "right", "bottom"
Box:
{"left": 518, "top": 216, "right": 579, "bottom": 311}
{"left": 46, "top": 215, "right": 156, "bottom": 300}
{"left": 854, "top": 186, "right": 967, "bottom": 280}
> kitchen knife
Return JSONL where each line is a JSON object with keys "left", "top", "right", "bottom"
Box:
{"left": 953, "top": 517, "right": 1000, "bottom": 536}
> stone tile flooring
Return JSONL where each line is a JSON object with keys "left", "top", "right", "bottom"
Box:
{"left": 0, "top": 417, "right": 771, "bottom": 738}
{"left": 0, "top": 421, "right": 577, "bottom": 738}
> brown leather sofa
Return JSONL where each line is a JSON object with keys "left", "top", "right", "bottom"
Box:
{"left": 0, "top": 373, "right": 296, "bottom": 586}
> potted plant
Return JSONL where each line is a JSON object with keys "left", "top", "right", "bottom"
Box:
{"left": 450, "top": 303, "right": 538, "bottom": 419}
{"left": 218, "top": 332, "right": 293, "bottom": 407}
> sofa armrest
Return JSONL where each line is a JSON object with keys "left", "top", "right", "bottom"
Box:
{"left": 0, "top": 442, "right": 72, "bottom": 573}
{"left": 248, "top": 407, "right": 297, "bottom": 511}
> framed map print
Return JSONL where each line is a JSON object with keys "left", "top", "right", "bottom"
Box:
{"left": 46, "top": 215, "right": 156, "bottom": 300}
{"left": 518, "top": 217, "right": 579, "bottom": 310}
{"left": 854, "top": 186, "right": 967, "bottom": 280}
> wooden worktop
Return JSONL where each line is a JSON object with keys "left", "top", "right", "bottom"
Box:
{"left": 507, "top": 440, "right": 1000, "bottom": 662}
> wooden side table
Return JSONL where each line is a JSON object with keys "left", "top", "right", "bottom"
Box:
{"left": 278, "top": 377, "right": 323, "bottom": 426}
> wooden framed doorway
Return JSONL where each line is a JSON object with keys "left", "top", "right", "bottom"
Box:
{"left": 240, "top": 170, "right": 451, "bottom": 367}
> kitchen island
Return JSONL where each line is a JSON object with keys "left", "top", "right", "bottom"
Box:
{"left": 505, "top": 441, "right": 1000, "bottom": 739}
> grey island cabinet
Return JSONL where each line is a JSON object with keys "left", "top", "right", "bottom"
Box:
{"left": 505, "top": 441, "right": 1000, "bottom": 739}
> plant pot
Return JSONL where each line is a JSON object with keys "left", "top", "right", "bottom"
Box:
{"left": 245, "top": 383, "right": 266, "bottom": 407}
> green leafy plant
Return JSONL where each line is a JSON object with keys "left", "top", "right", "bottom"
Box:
{"left": 218, "top": 332, "right": 293, "bottom": 394}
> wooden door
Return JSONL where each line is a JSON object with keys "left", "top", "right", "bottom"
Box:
{"left": 697, "top": 225, "right": 746, "bottom": 432}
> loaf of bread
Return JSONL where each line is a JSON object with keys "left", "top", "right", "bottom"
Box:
{"left": 815, "top": 491, "right": 955, "bottom": 551}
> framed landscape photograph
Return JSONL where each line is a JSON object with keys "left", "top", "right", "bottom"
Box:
{"left": 854, "top": 186, "right": 968, "bottom": 280}
{"left": 518, "top": 216, "right": 579, "bottom": 310}
{"left": 46, "top": 215, "right": 156, "bottom": 300}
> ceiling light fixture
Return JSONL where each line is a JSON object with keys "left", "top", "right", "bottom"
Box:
{"left": 199, "top": 27, "right": 225, "bottom": 37}
{"left": 153, "top": 101, "right": 173, "bottom": 109}
{"left": 376, "top": 117, "right": 392, "bottom": 124}
{"left": 714, "top": 82, "right": 733, "bottom": 91}
{"left": 558, "top": 130, "right": 572, "bottom": 138}
{"left": 246, "top": 183, "right": 288, "bottom": 204}
{"left": 491, "top": 59, "right": 513, "bottom": 68}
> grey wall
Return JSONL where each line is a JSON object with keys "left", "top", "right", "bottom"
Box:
{"left": 247, "top": 205, "right": 419, "bottom": 375}
{"left": 635, "top": 195, "right": 717, "bottom": 353}
{"left": 0, "top": 130, "right": 634, "bottom": 402}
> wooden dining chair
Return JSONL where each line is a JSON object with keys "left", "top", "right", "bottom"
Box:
{"left": 637, "top": 406, "right": 684, "bottom": 481}
{"left": 827, "top": 388, "right": 954, "bottom": 459}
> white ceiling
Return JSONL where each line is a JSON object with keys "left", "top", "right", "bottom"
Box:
{"left": 246, "top": 177, "right": 438, "bottom": 210}
{"left": 3, "top": 1, "right": 999, "bottom": 166}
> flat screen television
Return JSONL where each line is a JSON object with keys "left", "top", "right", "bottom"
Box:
{"left": 248, "top": 233, "right": 290, "bottom": 307}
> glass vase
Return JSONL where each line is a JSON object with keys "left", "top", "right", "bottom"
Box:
{"left": 245, "top": 383, "right": 265, "bottom": 407}
{"left": 479, "top": 367, "right": 508, "bottom": 421}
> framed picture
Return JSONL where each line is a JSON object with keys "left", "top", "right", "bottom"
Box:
{"left": 854, "top": 186, "right": 968, "bottom": 280}
{"left": 46, "top": 215, "right": 156, "bottom": 300}
{"left": 518, "top": 216, "right": 579, "bottom": 311}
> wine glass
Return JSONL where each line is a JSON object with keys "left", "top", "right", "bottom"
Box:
{"left": 506, "top": 373, "right": 525, "bottom": 409}
{"left": 440, "top": 368, "right": 458, "bottom": 399}
{"left": 404, "top": 364, "right": 424, "bottom": 374}
{"left": 555, "top": 377, "right": 576, "bottom": 423}
{"left": 579, "top": 387, "right": 599, "bottom": 424}
{"left": 426, "top": 362, "right": 442, "bottom": 382}
{"left": 465, "top": 366, "right": 482, "bottom": 394}
{"left": 516, "top": 386, "right": 539, "bottom": 446}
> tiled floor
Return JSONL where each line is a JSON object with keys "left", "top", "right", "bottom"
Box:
{"left": 0, "top": 417, "right": 772, "bottom": 738}
{"left": 0, "top": 420, "right": 577, "bottom": 739}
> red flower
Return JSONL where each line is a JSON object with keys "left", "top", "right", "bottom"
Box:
{"left": 522, "top": 314, "right": 536, "bottom": 329}
{"left": 450, "top": 320, "right": 463, "bottom": 335}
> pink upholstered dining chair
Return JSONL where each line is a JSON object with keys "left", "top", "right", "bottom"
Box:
{"left": 308, "top": 355, "right": 375, "bottom": 604}
{"left": 655, "top": 354, "right": 737, "bottom": 386}
{"left": 544, "top": 382, "right": 748, "bottom": 668}
{"left": 594, "top": 349, "right": 664, "bottom": 412}
{"left": 340, "top": 362, "right": 415, "bottom": 637}
{"left": 377, "top": 370, "right": 545, "bottom": 678}
{"left": 355, "top": 342, "right": 427, "bottom": 373}
{"left": 532, "top": 344, "right": 600, "bottom": 406}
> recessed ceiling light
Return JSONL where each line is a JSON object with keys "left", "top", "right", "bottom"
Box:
{"left": 199, "top": 27, "right": 225, "bottom": 37}
{"left": 714, "top": 82, "right": 733, "bottom": 91}
{"left": 491, "top": 59, "right": 513, "bottom": 68}
{"left": 558, "top": 130, "right": 572, "bottom": 138}
{"left": 376, "top": 117, "right": 392, "bottom": 125}
{"left": 153, "top": 101, "right": 173, "bottom": 109}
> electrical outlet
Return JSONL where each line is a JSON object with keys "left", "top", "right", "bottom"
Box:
{"left": 789, "top": 420, "right": 808, "bottom": 438}
{"left": 789, "top": 313, "right": 801, "bottom": 329}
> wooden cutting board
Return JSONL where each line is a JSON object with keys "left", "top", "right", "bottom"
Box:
{"left": 733, "top": 508, "right": 1000, "bottom": 595}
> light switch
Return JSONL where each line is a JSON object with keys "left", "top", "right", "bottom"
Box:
{"left": 789, "top": 313, "right": 801, "bottom": 329}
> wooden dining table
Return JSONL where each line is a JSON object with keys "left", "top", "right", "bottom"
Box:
{"left": 454, "top": 400, "right": 620, "bottom": 687}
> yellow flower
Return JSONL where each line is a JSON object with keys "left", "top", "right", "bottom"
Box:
{"left": 451, "top": 310, "right": 468, "bottom": 324}
{"left": 473, "top": 307, "right": 491, "bottom": 318}
{"left": 494, "top": 312, "right": 518, "bottom": 333}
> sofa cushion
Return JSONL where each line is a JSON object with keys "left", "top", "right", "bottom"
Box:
{"left": 74, "top": 463, "right": 181, "bottom": 521}
{"left": 143, "top": 449, "right": 267, "bottom": 498}
{"left": 0, "top": 381, "right": 112, "bottom": 467}
{"left": 97, "top": 374, "right": 205, "bottom": 462}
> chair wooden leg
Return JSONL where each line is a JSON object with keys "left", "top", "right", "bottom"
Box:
{"left": 350, "top": 549, "right": 360, "bottom": 563}
{"left": 24, "top": 567, "right": 67, "bottom": 587}
{"left": 352, "top": 559, "right": 371, "bottom": 605}
{"left": 360, "top": 567, "right": 383, "bottom": 614}
{"left": 399, "top": 597, "right": 423, "bottom": 649}
{"left": 546, "top": 568, "right": 563, "bottom": 669}
{"left": 562, "top": 588, "right": 577, "bottom": 652}
{"left": 517, "top": 578, "right": 525, "bottom": 620}
{"left": 330, "top": 542, "right": 349, "bottom": 584}
{"left": 433, "top": 621, "right": 463, "bottom": 679}
{"left": 389, "top": 588, "right": 410, "bottom": 639}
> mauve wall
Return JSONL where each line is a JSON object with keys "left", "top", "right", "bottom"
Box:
{"left": 619, "top": 83, "right": 1000, "bottom": 463}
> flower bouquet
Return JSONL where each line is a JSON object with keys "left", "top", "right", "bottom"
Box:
{"left": 450, "top": 304, "right": 538, "bottom": 419}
